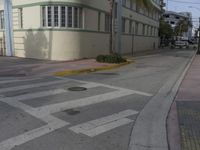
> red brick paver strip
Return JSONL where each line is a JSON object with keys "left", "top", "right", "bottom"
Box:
{"left": 168, "top": 55, "right": 200, "bottom": 150}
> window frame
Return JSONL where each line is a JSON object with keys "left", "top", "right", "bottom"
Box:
{"left": 41, "top": 5, "right": 84, "bottom": 29}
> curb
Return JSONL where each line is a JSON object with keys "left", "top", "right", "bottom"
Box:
{"left": 128, "top": 51, "right": 197, "bottom": 150}
{"left": 166, "top": 51, "right": 197, "bottom": 150}
{"left": 54, "top": 61, "right": 131, "bottom": 77}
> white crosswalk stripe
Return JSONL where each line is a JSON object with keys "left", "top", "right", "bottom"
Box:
{"left": 69, "top": 110, "right": 138, "bottom": 137}
{"left": 0, "top": 79, "right": 70, "bottom": 93}
{"left": 0, "top": 77, "right": 42, "bottom": 84}
{"left": 0, "top": 76, "right": 151, "bottom": 150}
{"left": 35, "top": 89, "right": 135, "bottom": 116}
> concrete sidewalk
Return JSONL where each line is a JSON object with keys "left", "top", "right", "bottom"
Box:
{"left": 167, "top": 55, "right": 200, "bottom": 150}
{"left": 0, "top": 57, "right": 130, "bottom": 77}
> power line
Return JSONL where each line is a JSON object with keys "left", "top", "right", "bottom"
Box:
{"left": 168, "top": 0, "right": 200, "bottom": 4}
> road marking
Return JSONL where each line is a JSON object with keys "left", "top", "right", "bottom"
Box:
{"left": 0, "top": 120, "right": 68, "bottom": 150}
{"left": 0, "top": 78, "right": 42, "bottom": 84}
{"left": 57, "top": 77, "right": 153, "bottom": 97}
{"left": 0, "top": 79, "right": 71, "bottom": 93}
{"left": 0, "top": 77, "right": 149, "bottom": 149}
{"left": 0, "top": 82, "right": 100, "bottom": 102}
{"left": 70, "top": 109, "right": 138, "bottom": 133}
{"left": 81, "top": 118, "right": 133, "bottom": 137}
{"left": 1, "top": 89, "right": 67, "bottom": 101}
{"left": 69, "top": 109, "right": 137, "bottom": 137}
{"left": 35, "top": 89, "right": 135, "bottom": 116}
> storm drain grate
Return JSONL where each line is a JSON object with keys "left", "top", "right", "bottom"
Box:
{"left": 68, "top": 87, "right": 87, "bottom": 91}
{"left": 176, "top": 101, "right": 200, "bottom": 150}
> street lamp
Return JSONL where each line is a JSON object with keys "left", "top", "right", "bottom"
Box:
{"left": 3, "top": 0, "right": 14, "bottom": 56}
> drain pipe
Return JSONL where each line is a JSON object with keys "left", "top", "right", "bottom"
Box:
{"left": 4, "top": 0, "right": 14, "bottom": 56}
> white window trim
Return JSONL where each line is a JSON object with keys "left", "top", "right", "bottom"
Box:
{"left": 41, "top": 5, "right": 84, "bottom": 29}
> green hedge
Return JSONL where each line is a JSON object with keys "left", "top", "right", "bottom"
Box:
{"left": 96, "top": 54, "right": 127, "bottom": 64}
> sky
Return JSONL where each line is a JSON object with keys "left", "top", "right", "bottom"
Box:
{"left": 165, "top": 0, "right": 200, "bottom": 29}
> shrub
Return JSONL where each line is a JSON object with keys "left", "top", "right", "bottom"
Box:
{"left": 193, "top": 46, "right": 197, "bottom": 50}
{"left": 96, "top": 54, "right": 127, "bottom": 64}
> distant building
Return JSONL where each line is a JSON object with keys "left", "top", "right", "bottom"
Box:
{"left": 163, "top": 11, "right": 192, "bottom": 40}
{"left": 0, "top": 0, "right": 162, "bottom": 60}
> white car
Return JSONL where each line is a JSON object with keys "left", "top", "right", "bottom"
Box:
{"left": 173, "top": 40, "right": 189, "bottom": 49}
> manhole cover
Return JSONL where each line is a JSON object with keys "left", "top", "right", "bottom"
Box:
{"left": 68, "top": 87, "right": 87, "bottom": 91}
{"left": 64, "top": 109, "right": 80, "bottom": 115}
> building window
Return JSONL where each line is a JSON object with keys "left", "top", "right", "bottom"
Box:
{"left": 42, "top": 6, "right": 46, "bottom": 27}
{"left": 67, "top": 7, "right": 73, "bottom": 27}
{"left": 54, "top": 6, "right": 59, "bottom": 27}
{"left": 18, "top": 8, "right": 23, "bottom": 28}
{"left": 47, "top": 6, "right": 52, "bottom": 27}
{"left": 42, "top": 5, "right": 83, "bottom": 28}
{"left": 98, "top": 12, "right": 101, "bottom": 31}
{"left": 0, "top": 11, "right": 4, "bottom": 29}
{"left": 129, "top": 20, "right": 132, "bottom": 34}
{"left": 122, "top": 0, "right": 126, "bottom": 7}
{"left": 135, "top": 22, "right": 138, "bottom": 35}
{"left": 79, "top": 8, "right": 83, "bottom": 28}
{"left": 105, "top": 14, "right": 110, "bottom": 32}
{"left": 60, "top": 6, "right": 66, "bottom": 27}
{"left": 122, "top": 18, "right": 126, "bottom": 33}
{"left": 142, "top": 24, "right": 145, "bottom": 35}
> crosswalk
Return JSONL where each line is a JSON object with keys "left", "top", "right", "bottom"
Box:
{"left": 0, "top": 76, "right": 152, "bottom": 150}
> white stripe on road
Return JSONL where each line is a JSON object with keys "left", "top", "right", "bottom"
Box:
{"left": 1, "top": 89, "right": 67, "bottom": 101}
{"left": 81, "top": 118, "right": 133, "bottom": 137}
{"left": 0, "top": 120, "right": 68, "bottom": 150}
{"left": 59, "top": 77, "right": 153, "bottom": 97}
{"left": 0, "top": 82, "right": 100, "bottom": 102}
{"left": 70, "top": 109, "right": 138, "bottom": 133}
{"left": 0, "top": 80, "right": 70, "bottom": 93}
{"left": 36, "top": 89, "right": 135, "bottom": 116}
{"left": 0, "top": 78, "right": 42, "bottom": 84}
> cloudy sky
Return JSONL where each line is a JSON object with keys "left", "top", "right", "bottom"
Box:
{"left": 165, "top": 0, "right": 200, "bottom": 28}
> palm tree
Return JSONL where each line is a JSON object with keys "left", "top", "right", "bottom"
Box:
{"left": 174, "top": 20, "right": 192, "bottom": 36}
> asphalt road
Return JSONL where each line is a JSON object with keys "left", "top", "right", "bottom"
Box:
{"left": 0, "top": 49, "right": 196, "bottom": 150}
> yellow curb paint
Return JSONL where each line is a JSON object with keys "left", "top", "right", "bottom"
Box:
{"left": 54, "top": 61, "right": 132, "bottom": 77}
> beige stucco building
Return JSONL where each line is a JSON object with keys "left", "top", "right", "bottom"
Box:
{"left": 0, "top": 0, "right": 162, "bottom": 61}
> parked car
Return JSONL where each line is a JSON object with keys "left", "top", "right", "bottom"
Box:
{"left": 171, "top": 36, "right": 189, "bottom": 49}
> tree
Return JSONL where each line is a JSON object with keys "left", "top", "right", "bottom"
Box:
{"left": 159, "top": 18, "right": 174, "bottom": 39}
{"left": 174, "top": 19, "right": 192, "bottom": 36}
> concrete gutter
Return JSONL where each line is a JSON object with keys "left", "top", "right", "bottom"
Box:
{"left": 129, "top": 51, "right": 197, "bottom": 150}
{"left": 54, "top": 61, "right": 131, "bottom": 77}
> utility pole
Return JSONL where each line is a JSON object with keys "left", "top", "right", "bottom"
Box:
{"left": 116, "top": 0, "right": 122, "bottom": 55}
{"left": 4, "top": 0, "right": 14, "bottom": 56}
{"left": 198, "top": 17, "right": 200, "bottom": 54}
